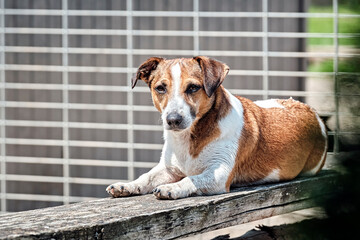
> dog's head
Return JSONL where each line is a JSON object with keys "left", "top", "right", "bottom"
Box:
{"left": 132, "top": 56, "right": 229, "bottom": 132}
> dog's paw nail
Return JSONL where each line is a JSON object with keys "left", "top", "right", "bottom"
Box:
{"left": 168, "top": 192, "right": 172, "bottom": 198}
{"left": 120, "top": 186, "right": 124, "bottom": 191}
{"left": 106, "top": 185, "right": 114, "bottom": 194}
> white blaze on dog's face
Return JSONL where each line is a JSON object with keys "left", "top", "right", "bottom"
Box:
{"left": 152, "top": 60, "right": 208, "bottom": 131}
{"left": 131, "top": 57, "right": 229, "bottom": 132}
{"left": 157, "top": 62, "right": 193, "bottom": 131}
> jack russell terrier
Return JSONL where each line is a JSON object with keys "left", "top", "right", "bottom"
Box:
{"left": 106, "top": 56, "right": 327, "bottom": 200}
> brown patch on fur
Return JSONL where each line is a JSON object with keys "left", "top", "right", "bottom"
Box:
{"left": 131, "top": 57, "right": 164, "bottom": 88}
{"left": 226, "top": 98, "right": 327, "bottom": 191}
{"left": 178, "top": 59, "right": 205, "bottom": 117}
{"left": 189, "top": 86, "right": 231, "bottom": 158}
{"left": 300, "top": 111, "right": 327, "bottom": 174}
{"left": 277, "top": 99, "right": 327, "bottom": 175}
{"left": 148, "top": 59, "right": 180, "bottom": 113}
{"left": 193, "top": 56, "right": 229, "bottom": 97}
{"left": 301, "top": 143, "right": 327, "bottom": 174}
{"left": 151, "top": 77, "right": 172, "bottom": 113}
{"left": 181, "top": 57, "right": 231, "bottom": 158}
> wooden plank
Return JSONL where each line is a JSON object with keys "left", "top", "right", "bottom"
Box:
{"left": 0, "top": 170, "right": 337, "bottom": 240}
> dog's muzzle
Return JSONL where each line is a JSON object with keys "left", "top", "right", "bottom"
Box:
{"left": 166, "top": 112, "right": 184, "bottom": 130}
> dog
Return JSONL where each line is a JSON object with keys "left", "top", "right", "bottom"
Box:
{"left": 106, "top": 56, "right": 327, "bottom": 200}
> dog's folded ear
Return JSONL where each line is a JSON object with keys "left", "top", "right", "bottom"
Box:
{"left": 193, "top": 56, "right": 230, "bottom": 97}
{"left": 131, "top": 57, "right": 164, "bottom": 88}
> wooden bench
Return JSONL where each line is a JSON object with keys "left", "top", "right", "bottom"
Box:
{"left": 0, "top": 170, "right": 337, "bottom": 240}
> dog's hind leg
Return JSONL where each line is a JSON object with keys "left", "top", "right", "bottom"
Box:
{"left": 300, "top": 114, "right": 327, "bottom": 177}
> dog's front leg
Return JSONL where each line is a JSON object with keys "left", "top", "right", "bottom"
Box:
{"left": 153, "top": 164, "right": 231, "bottom": 200}
{"left": 106, "top": 163, "right": 182, "bottom": 197}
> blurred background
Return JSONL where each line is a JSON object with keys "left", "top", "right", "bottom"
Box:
{"left": 0, "top": 0, "right": 359, "bottom": 212}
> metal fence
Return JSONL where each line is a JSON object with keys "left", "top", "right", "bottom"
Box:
{"left": 0, "top": 0, "right": 359, "bottom": 212}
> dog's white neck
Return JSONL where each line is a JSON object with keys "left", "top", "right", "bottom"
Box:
{"left": 165, "top": 128, "right": 191, "bottom": 144}
{"left": 164, "top": 128, "right": 192, "bottom": 162}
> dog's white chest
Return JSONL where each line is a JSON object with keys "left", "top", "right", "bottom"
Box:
{"left": 163, "top": 131, "right": 205, "bottom": 176}
{"left": 161, "top": 93, "right": 245, "bottom": 177}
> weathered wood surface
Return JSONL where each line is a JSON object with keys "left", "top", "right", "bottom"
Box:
{"left": 0, "top": 170, "right": 337, "bottom": 240}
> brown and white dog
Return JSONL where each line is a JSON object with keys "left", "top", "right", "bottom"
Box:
{"left": 106, "top": 56, "right": 327, "bottom": 200}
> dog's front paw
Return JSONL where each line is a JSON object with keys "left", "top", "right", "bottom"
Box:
{"left": 153, "top": 183, "right": 188, "bottom": 200}
{"left": 106, "top": 182, "right": 141, "bottom": 198}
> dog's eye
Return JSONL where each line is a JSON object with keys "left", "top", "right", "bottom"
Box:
{"left": 186, "top": 84, "right": 201, "bottom": 94}
{"left": 155, "top": 85, "right": 166, "bottom": 94}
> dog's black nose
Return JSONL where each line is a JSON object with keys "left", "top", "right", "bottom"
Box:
{"left": 166, "top": 112, "right": 183, "bottom": 128}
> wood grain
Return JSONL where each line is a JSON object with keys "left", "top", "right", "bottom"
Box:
{"left": 0, "top": 170, "right": 337, "bottom": 240}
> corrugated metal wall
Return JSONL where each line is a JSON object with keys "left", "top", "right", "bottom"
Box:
{"left": 0, "top": 0, "right": 339, "bottom": 212}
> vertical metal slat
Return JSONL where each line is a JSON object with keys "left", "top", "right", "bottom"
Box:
{"left": 0, "top": 0, "right": 6, "bottom": 213}
{"left": 127, "top": 0, "right": 135, "bottom": 181}
{"left": 333, "top": 0, "right": 340, "bottom": 154}
{"left": 193, "top": 0, "right": 200, "bottom": 56}
{"left": 262, "top": 0, "right": 269, "bottom": 100}
{"left": 62, "top": 0, "right": 70, "bottom": 205}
